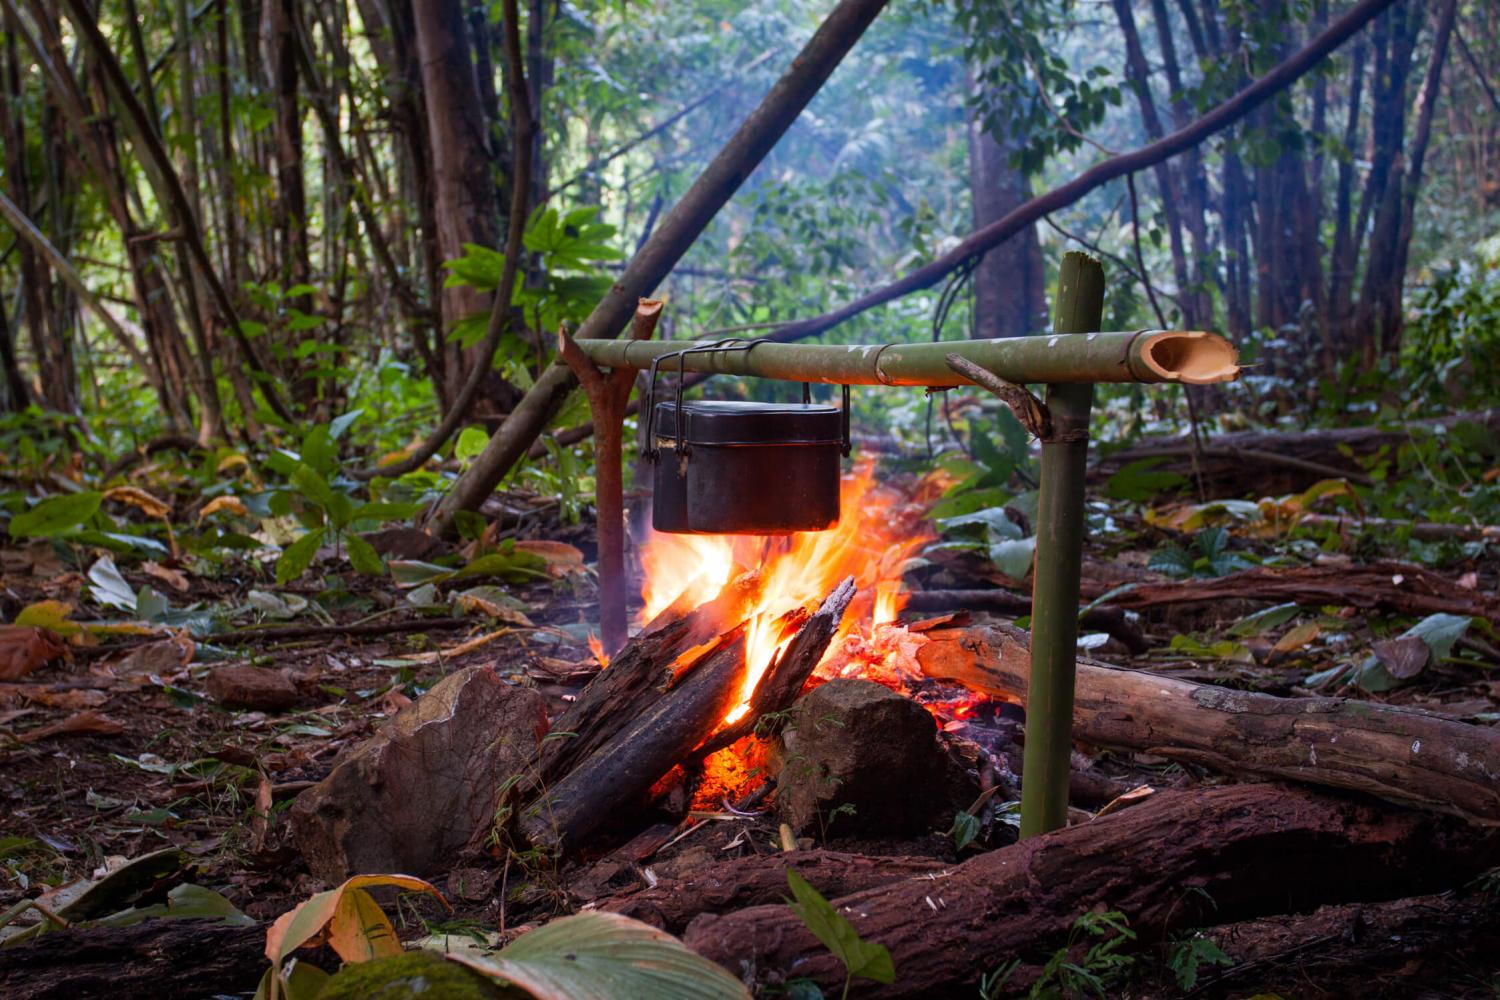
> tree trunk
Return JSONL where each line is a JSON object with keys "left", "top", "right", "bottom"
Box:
{"left": 964, "top": 68, "right": 1045, "bottom": 339}
{"left": 411, "top": 0, "right": 502, "bottom": 404}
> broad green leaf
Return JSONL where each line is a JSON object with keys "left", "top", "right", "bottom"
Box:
{"left": 453, "top": 550, "right": 550, "bottom": 584}
{"left": 15, "top": 600, "right": 83, "bottom": 637}
{"left": 450, "top": 911, "right": 751, "bottom": 1000}
{"left": 1105, "top": 457, "right": 1188, "bottom": 502}
{"left": 329, "top": 409, "right": 364, "bottom": 440}
{"left": 11, "top": 491, "right": 101, "bottom": 538}
{"left": 988, "top": 537, "right": 1036, "bottom": 580}
{"left": 277, "top": 531, "right": 324, "bottom": 585}
{"left": 96, "top": 883, "right": 254, "bottom": 928}
{"left": 456, "top": 426, "right": 490, "bottom": 462}
{"left": 88, "top": 555, "right": 138, "bottom": 613}
{"left": 785, "top": 869, "right": 895, "bottom": 985}
{"left": 1403, "top": 613, "right": 1471, "bottom": 662}
{"left": 353, "top": 501, "right": 428, "bottom": 523}
{"left": 1228, "top": 603, "right": 1303, "bottom": 637}
{"left": 290, "top": 464, "right": 340, "bottom": 516}
{"left": 389, "top": 560, "right": 455, "bottom": 587}
{"left": 301, "top": 427, "right": 337, "bottom": 477}
{"left": 938, "top": 506, "right": 1023, "bottom": 540}
{"left": 346, "top": 535, "right": 385, "bottom": 577}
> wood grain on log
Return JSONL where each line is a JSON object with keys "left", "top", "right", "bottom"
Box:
{"left": 601, "top": 848, "right": 951, "bottom": 933}
{"left": 685, "top": 784, "right": 1498, "bottom": 998}
{"left": 1096, "top": 560, "right": 1500, "bottom": 625}
{"left": 522, "top": 629, "right": 749, "bottom": 853}
{"left": 918, "top": 622, "right": 1500, "bottom": 824}
{"left": 0, "top": 918, "right": 266, "bottom": 1000}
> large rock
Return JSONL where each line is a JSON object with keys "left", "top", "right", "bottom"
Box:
{"left": 773, "top": 679, "right": 950, "bottom": 837}
{"left": 291, "top": 666, "right": 547, "bottom": 882}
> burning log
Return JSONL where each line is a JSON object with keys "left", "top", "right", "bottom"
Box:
{"left": 535, "top": 570, "right": 764, "bottom": 787}
{"left": 918, "top": 622, "right": 1500, "bottom": 824}
{"left": 520, "top": 577, "right": 856, "bottom": 854}
{"left": 684, "top": 783, "right": 1499, "bottom": 998}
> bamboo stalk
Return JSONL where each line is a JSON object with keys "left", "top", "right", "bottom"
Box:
{"left": 1020, "top": 251, "right": 1104, "bottom": 838}
{"left": 571, "top": 328, "right": 1236, "bottom": 387}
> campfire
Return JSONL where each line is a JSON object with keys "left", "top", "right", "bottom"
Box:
{"left": 635, "top": 462, "right": 938, "bottom": 724}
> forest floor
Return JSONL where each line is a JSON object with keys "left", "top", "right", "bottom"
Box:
{"left": 2, "top": 475, "right": 1499, "bottom": 998}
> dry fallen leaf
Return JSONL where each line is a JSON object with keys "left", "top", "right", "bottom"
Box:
{"left": 198, "top": 495, "right": 249, "bottom": 521}
{"left": 103, "top": 486, "right": 172, "bottom": 520}
{"left": 0, "top": 626, "right": 67, "bottom": 681}
{"left": 111, "top": 634, "right": 196, "bottom": 675}
{"left": 16, "top": 709, "right": 125, "bottom": 743}
{"left": 515, "top": 539, "right": 586, "bottom": 577}
{"left": 0, "top": 685, "right": 107, "bottom": 710}
{"left": 141, "top": 561, "right": 190, "bottom": 592}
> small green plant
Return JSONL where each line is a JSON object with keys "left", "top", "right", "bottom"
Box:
{"left": 1164, "top": 932, "right": 1232, "bottom": 990}
{"left": 785, "top": 868, "right": 895, "bottom": 999}
{"left": 979, "top": 909, "right": 1137, "bottom": 999}
{"left": 1147, "top": 526, "right": 1256, "bottom": 579}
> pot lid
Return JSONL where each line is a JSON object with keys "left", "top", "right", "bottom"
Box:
{"left": 653, "top": 400, "right": 842, "bottom": 446}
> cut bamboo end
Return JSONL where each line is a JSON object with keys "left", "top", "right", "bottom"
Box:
{"left": 1130, "top": 330, "right": 1239, "bottom": 384}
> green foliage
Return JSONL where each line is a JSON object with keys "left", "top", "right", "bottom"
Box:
{"left": 980, "top": 909, "right": 1137, "bottom": 1000}
{"left": 1148, "top": 527, "right": 1256, "bottom": 579}
{"left": 10, "top": 491, "right": 102, "bottom": 538}
{"left": 1402, "top": 238, "right": 1500, "bottom": 410}
{"left": 785, "top": 869, "right": 896, "bottom": 999}
{"left": 1105, "top": 458, "right": 1188, "bottom": 503}
{"left": 1165, "top": 933, "right": 1233, "bottom": 991}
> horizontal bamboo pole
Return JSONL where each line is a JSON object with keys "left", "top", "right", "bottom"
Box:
{"left": 571, "top": 329, "right": 1238, "bottom": 387}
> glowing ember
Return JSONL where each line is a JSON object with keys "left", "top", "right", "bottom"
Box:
{"left": 637, "top": 462, "right": 934, "bottom": 722}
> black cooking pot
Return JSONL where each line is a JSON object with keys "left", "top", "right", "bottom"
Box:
{"left": 650, "top": 400, "right": 842, "bottom": 534}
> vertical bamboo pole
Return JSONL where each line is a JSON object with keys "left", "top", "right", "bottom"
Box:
{"left": 1020, "top": 251, "right": 1104, "bottom": 838}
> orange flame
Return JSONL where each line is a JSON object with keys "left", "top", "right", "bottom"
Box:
{"left": 638, "top": 462, "right": 933, "bottom": 721}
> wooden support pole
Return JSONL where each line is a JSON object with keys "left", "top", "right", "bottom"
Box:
{"left": 1020, "top": 252, "right": 1103, "bottom": 838}
{"left": 557, "top": 299, "right": 663, "bottom": 654}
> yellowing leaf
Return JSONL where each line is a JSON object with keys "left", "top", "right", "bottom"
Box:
{"left": 15, "top": 600, "right": 84, "bottom": 638}
{"left": 264, "top": 874, "right": 447, "bottom": 967}
{"left": 1272, "top": 621, "right": 1321, "bottom": 655}
{"left": 217, "top": 452, "right": 250, "bottom": 474}
{"left": 200, "top": 496, "right": 249, "bottom": 520}
{"left": 103, "top": 486, "right": 172, "bottom": 520}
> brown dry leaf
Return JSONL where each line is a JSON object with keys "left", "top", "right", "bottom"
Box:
{"left": 1372, "top": 636, "right": 1431, "bottom": 680}
{"left": 111, "top": 634, "right": 195, "bottom": 675}
{"left": 515, "top": 539, "right": 586, "bottom": 577}
{"left": 0, "top": 626, "right": 67, "bottom": 681}
{"left": 198, "top": 495, "right": 249, "bottom": 520}
{"left": 452, "top": 589, "right": 534, "bottom": 626}
{"left": 141, "top": 561, "right": 190, "bottom": 592}
{"left": 0, "top": 685, "right": 107, "bottom": 710}
{"left": 16, "top": 709, "right": 125, "bottom": 743}
{"left": 249, "top": 773, "right": 274, "bottom": 854}
{"left": 103, "top": 486, "right": 172, "bottom": 520}
{"left": 1095, "top": 784, "right": 1155, "bottom": 818}
{"left": 379, "top": 689, "right": 413, "bottom": 715}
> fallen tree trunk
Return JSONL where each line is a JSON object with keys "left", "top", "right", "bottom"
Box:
{"left": 1089, "top": 408, "right": 1500, "bottom": 497}
{"left": 1203, "top": 891, "right": 1499, "bottom": 997}
{"left": 1097, "top": 560, "right": 1500, "bottom": 625}
{"left": 0, "top": 918, "right": 266, "bottom": 1000}
{"left": 917, "top": 623, "right": 1500, "bottom": 824}
{"left": 602, "top": 849, "right": 951, "bottom": 933}
{"left": 685, "top": 783, "right": 1498, "bottom": 998}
